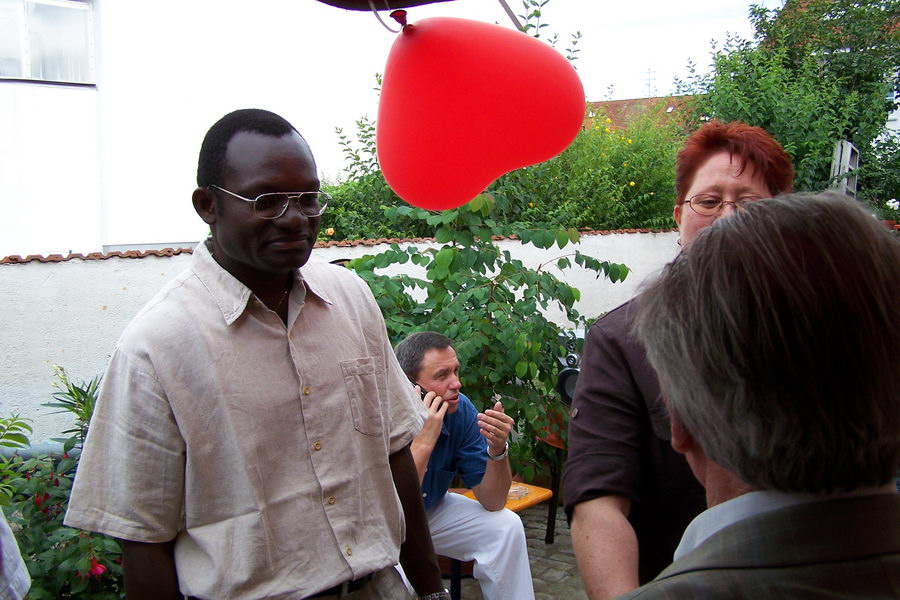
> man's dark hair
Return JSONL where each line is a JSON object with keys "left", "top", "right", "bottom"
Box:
{"left": 394, "top": 332, "right": 455, "bottom": 380}
{"left": 196, "top": 109, "right": 299, "bottom": 188}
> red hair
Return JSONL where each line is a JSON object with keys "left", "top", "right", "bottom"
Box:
{"left": 675, "top": 121, "right": 794, "bottom": 205}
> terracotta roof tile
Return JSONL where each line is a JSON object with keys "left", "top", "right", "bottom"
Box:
{"left": 1, "top": 247, "right": 195, "bottom": 265}
{"left": 1, "top": 229, "right": 675, "bottom": 265}
{"left": 585, "top": 95, "right": 693, "bottom": 129}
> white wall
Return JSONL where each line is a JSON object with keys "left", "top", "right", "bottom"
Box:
{"left": 0, "top": 231, "right": 677, "bottom": 443}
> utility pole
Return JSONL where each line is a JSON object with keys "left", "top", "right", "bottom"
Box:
{"left": 645, "top": 67, "right": 656, "bottom": 98}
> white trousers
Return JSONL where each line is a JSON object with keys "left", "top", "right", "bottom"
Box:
{"left": 426, "top": 492, "right": 534, "bottom": 600}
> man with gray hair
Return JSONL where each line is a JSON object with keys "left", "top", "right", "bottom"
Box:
{"left": 618, "top": 192, "right": 900, "bottom": 598}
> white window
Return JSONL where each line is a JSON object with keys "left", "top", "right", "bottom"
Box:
{"left": 0, "top": 0, "right": 94, "bottom": 84}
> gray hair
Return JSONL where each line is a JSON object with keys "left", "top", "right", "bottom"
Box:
{"left": 394, "top": 331, "right": 455, "bottom": 381}
{"left": 633, "top": 192, "right": 900, "bottom": 494}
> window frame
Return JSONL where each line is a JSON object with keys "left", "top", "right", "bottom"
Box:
{"left": 0, "top": 0, "right": 95, "bottom": 86}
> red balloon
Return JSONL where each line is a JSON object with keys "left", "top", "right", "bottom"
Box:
{"left": 377, "top": 17, "right": 585, "bottom": 211}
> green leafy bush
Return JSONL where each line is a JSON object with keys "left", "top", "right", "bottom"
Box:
{"left": 320, "top": 117, "right": 432, "bottom": 241}
{"left": 321, "top": 104, "right": 682, "bottom": 241}
{"left": 676, "top": 0, "right": 898, "bottom": 193}
{"left": 2, "top": 369, "right": 124, "bottom": 599}
{"left": 348, "top": 194, "right": 629, "bottom": 478}
{"left": 44, "top": 366, "right": 100, "bottom": 448}
{"left": 0, "top": 415, "right": 32, "bottom": 504}
{"left": 859, "top": 131, "right": 900, "bottom": 215}
{"left": 490, "top": 103, "right": 682, "bottom": 230}
{"left": 4, "top": 449, "right": 124, "bottom": 599}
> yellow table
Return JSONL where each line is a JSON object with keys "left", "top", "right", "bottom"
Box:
{"left": 450, "top": 482, "right": 553, "bottom": 513}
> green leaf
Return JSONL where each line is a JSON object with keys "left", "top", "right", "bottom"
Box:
{"left": 0, "top": 433, "right": 28, "bottom": 448}
{"left": 434, "top": 248, "right": 455, "bottom": 269}
{"left": 555, "top": 229, "right": 569, "bottom": 249}
{"left": 515, "top": 361, "right": 528, "bottom": 378}
{"left": 56, "top": 458, "right": 76, "bottom": 474}
{"left": 608, "top": 263, "right": 620, "bottom": 282}
{"left": 434, "top": 227, "right": 453, "bottom": 243}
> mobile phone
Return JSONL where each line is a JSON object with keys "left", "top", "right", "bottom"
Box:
{"left": 408, "top": 378, "right": 428, "bottom": 400}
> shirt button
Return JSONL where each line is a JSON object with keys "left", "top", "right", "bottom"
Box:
{"left": 303, "top": 386, "right": 311, "bottom": 395}
{"left": 345, "top": 547, "right": 353, "bottom": 556}
{"left": 327, "top": 496, "right": 336, "bottom": 505}
{"left": 312, "top": 441, "right": 322, "bottom": 451}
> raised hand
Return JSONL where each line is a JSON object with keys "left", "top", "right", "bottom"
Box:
{"left": 477, "top": 400, "right": 514, "bottom": 455}
{"left": 419, "top": 389, "right": 448, "bottom": 446}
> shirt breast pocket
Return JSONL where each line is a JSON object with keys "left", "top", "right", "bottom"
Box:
{"left": 340, "top": 357, "right": 384, "bottom": 437}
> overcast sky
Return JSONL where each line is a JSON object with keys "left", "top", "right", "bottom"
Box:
{"left": 309, "top": 0, "right": 781, "bottom": 181}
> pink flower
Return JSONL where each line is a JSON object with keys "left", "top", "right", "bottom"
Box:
{"left": 89, "top": 557, "right": 107, "bottom": 577}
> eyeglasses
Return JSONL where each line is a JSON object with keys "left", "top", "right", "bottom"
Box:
{"left": 684, "top": 194, "right": 763, "bottom": 216}
{"left": 209, "top": 184, "right": 330, "bottom": 220}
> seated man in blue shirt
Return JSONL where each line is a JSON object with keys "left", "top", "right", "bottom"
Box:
{"left": 395, "top": 332, "right": 534, "bottom": 600}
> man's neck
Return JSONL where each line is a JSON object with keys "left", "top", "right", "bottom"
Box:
{"left": 206, "top": 239, "right": 293, "bottom": 304}
{"left": 705, "top": 471, "right": 753, "bottom": 508}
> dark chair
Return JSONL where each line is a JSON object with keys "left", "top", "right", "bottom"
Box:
{"left": 539, "top": 366, "right": 579, "bottom": 544}
{"left": 438, "top": 554, "right": 474, "bottom": 600}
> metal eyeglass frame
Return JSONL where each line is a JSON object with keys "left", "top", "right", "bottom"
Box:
{"left": 685, "top": 194, "right": 763, "bottom": 216}
{"left": 209, "top": 184, "right": 330, "bottom": 219}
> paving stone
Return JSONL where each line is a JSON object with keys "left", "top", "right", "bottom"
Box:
{"left": 446, "top": 503, "right": 586, "bottom": 599}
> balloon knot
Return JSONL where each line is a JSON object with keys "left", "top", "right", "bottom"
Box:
{"left": 390, "top": 9, "right": 409, "bottom": 29}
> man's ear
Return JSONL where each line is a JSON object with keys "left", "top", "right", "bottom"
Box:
{"left": 669, "top": 409, "right": 695, "bottom": 456}
{"left": 193, "top": 187, "right": 217, "bottom": 225}
{"left": 673, "top": 202, "right": 683, "bottom": 227}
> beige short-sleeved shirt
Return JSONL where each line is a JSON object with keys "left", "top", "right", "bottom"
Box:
{"left": 65, "top": 243, "right": 425, "bottom": 599}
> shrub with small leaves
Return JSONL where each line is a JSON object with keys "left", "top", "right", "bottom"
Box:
{"left": 4, "top": 442, "right": 124, "bottom": 599}
{"left": 349, "top": 193, "right": 629, "bottom": 478}
{"left": 3, "top": 368, "right": 124, "bottom": 599}
{"left": 0, "top": 414, "right": 33, "bottom": 504}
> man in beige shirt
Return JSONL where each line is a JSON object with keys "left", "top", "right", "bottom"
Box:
{"left": 65, "top": 109, "right": 447, "bottom": 600}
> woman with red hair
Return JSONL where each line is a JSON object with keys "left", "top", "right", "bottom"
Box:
{"left": 673, "top": 121, "right": 794, "bottom": 246}
{"left": 564, "top": 121, "right": 794, "bottom": 600}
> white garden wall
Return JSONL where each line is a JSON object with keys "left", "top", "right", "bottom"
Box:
{"left": 0, "top": 231, "right": 677, "bottom": 443}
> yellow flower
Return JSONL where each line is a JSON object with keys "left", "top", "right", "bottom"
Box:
{"left": 627, "top": 139, "right": 633, "bottom": 144}
{"left": 623, "top": 162, "right": 628, "bottom": 167}
{"left": 594, "top": 125, "right": 600, "bottom": 131}
{"left": 605, "top": 118, "right": 612, "bottom": 124}
{"left": 528, "top": 202, "right": 534, "bottom": 208}
{"left": 325, "top": 227, "right": 335, "bottom": 236}
{"left": 605, "top": 127, "right": 612, "bottom": 133}
{"left": 629, "top": 181, "right": 636, "bottom": 187}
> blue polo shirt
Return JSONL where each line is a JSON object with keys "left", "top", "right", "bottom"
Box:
{"left": 421, "top": 393, "right": 488, "bottom": 510}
